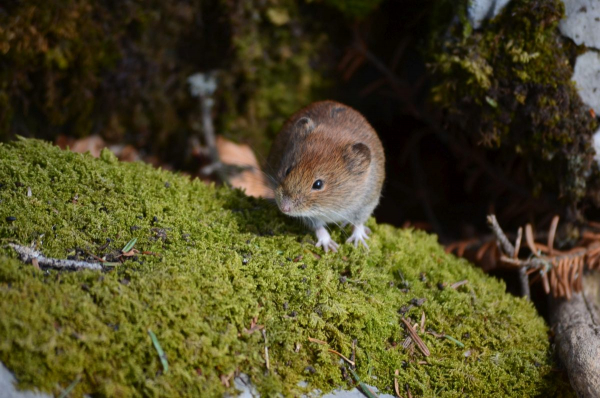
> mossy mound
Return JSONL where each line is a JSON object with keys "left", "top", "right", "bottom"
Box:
{"left": 0, "top": 139, "right": 570, "bottom": 397}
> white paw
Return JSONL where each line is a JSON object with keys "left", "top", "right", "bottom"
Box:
{"left": 346, "top": 224, "right": 371, "bottom": 249}
{"left": 315, "top": 226, "right": 339, "bottom": 253}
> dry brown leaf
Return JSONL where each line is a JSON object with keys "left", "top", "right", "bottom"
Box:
{"left": 216, "top": 136, "right": 272, "bottom": 198}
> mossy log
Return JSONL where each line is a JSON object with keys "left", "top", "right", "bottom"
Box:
{"left": 0, "top": 139, "right": 572, "bottom": 397}
{"left": 551, "top": 273, "right": 600, "bottom": 398}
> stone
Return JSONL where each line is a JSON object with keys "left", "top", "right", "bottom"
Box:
{"left": 0, "top": 363, "right": 51, "bottom": 398}
{"left": 572, "top": 51, "right": 600, "bottom": 115}
{"left": 468, "top": 0, "right": 512, "bottom": 29}
{"left": 559, "top": 0, "right": 600, "bottom": 50}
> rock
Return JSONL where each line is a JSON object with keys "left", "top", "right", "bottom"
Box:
{"left": 0, "top": 363, "right": 51, "bottom": 398}
{"left": 592, "top": 127, "right": 600, "bottom": 166}
{"left": 572, "top": 51, "right": 600, "bottom": 115}
{"left": 559, "top": 0, "right": 600, "bottom": 50}
{"left": 468, "top": 0, "right": 512, "bottom": 29}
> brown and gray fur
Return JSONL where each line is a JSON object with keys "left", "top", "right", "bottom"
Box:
{"left": 266, "top": 101, "right": 385, "bottom": 247}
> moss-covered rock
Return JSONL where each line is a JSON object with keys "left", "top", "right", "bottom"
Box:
{"left": 0, "top": 139, "right": 571, "bottom": 397}
{"left": 429, "top": 0, "right": 598, "bottom": 205}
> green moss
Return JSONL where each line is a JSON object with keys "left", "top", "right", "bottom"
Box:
{"left": 0, "top": 139, "right": 571, "bottom": 397}
{"left": 429, "top": 0, "right": 597, "bottom": 204}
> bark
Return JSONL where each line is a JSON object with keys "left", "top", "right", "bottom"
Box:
{"left": 550, "top": 272, "right": 600, "bottom": 398}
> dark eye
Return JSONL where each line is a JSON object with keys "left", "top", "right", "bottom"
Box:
{"left": 285, "top": 166, "right": 292, "bottom": 176}
{"left": 312, "top": 179, "right": 323, "bottom": 190}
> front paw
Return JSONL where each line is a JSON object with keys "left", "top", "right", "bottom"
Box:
{"left": 346, "top": 224, "right": 371, "bottom": 249}
{"left": 315, "top": 227, "right": 339, "bottom": 253}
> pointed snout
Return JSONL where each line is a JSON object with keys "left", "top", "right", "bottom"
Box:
{"left": 279, "top": 197, "right": 293, "bottom": 213}
{"left": 275, "top": 187, "right": 297, "bottom": 215}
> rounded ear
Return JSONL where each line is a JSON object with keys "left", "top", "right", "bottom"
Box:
{"left": 296, "top": 117, "right": 315, "bottom": 135}
{"left": 344, "top": 143, "right": 371, "bottom": 175}
{"left": 330, "top": 106, "right": 346, "bottom": 118}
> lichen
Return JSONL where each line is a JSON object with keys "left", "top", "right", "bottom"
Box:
{"left": 0, "top": 139, "right": 573, "bottom": 397}
{"left": 428, "top": 0, "right": 598, "bottom": 205}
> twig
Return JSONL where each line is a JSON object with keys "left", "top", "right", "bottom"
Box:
{"left": 394, "top": 369, "right": 404, "bottom": 398}
{"left": 548, "top": 216, "right": 559, "bottom": 254}
{"left": 148, "top": 329, "right": 169, "bottom": 373}
{"left": 262, "top": 328, "right": 270, "bottom": 372}
{"left": 352, "top": 339, "right": 357, "bottom": 369}
{"left": 514, "top": 227, "right": 523, "bottom": 259}
{"left": 487, "top": 215, "right": 515, "bottom": 257}
{"left": 8, "top": 244, "right": 104, "bottom": 270}
{"left": 308, "top": 337, "right": 328, "bottom": 345}
{"left": 450, "top": 280, "right": 468, "bottom": 289}
{"left": 487, "top": 216, "right": 530, "bottom": 299}
{"left": 307, "top": 337, "right": 355, "bottom": 366}
{"left": 401, "top": 318, "right": 430, "bottom": 357}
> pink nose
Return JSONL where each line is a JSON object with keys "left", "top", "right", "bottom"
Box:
{"left": 280, "top": 198, "right": 292, "bottom": 213}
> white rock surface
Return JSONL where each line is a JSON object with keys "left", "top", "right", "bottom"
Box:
{"left": 229, "top": 374, "right": 396, "bottom": 398}
{"left": 0, "top": 363, "right": 51, "bottom": 398}
{"left": 592, "top": 127, "right": 600, "bottom": 166}
{"left": 559, "top": 0, "right": 600, "bottom": 50}
{"left": 573, "top": 51, "right": 600, "bottom": 115}
{"left": 1, "top": 364, "right": 396, "bottom": 398}
{"left": 468, "top": 0, "right": 512, "bottom": 29}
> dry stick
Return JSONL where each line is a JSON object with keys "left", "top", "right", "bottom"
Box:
{"left": 401, "top": 318, "right": 430, "bottom": 357}
{"left": 307, "top": 337, "right": 328, "bottom": 345}
{"left": 307, "top": 337, "right": 355, "bottom": 366}
{"left": 351, "top": 339, "right": 357, "bottom": 368}
{"left": 525, "top": 224, "right": 537, "bottom": 254}
{"left": 541, "top": 270, "right": 551, "bottom": 294}
{"left": 548, "top": 216, "right": 560, "bottom": 254}
{"left": 487, "top": 216, "right": 531, "bottom": 299}
{"left": 450, "top": 280, "right": 468, "bottom": 289}
{"left": 394, "top": 369, "right": 404, "bottom": 398}
{"left": 514, "top": 227, "right": 523, "bottom": 259}
{"left": 487, "top": 216, "right": 516, "bottom": 256}
{"left": 8, "top": 244, "right": 104, "bottom": 270}
{"left": 569, "top": 258, "right": 579, "bottom": 292}
{"left": 262, "top": 329, "right": 270, "bottom": 372}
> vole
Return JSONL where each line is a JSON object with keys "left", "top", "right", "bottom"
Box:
{"left": 266, "top": 101, "right": 385, "bottom": 252}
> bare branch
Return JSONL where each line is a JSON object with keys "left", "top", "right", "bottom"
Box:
{"left": 8, "top": 244, "right": 104, "bottom": 270}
